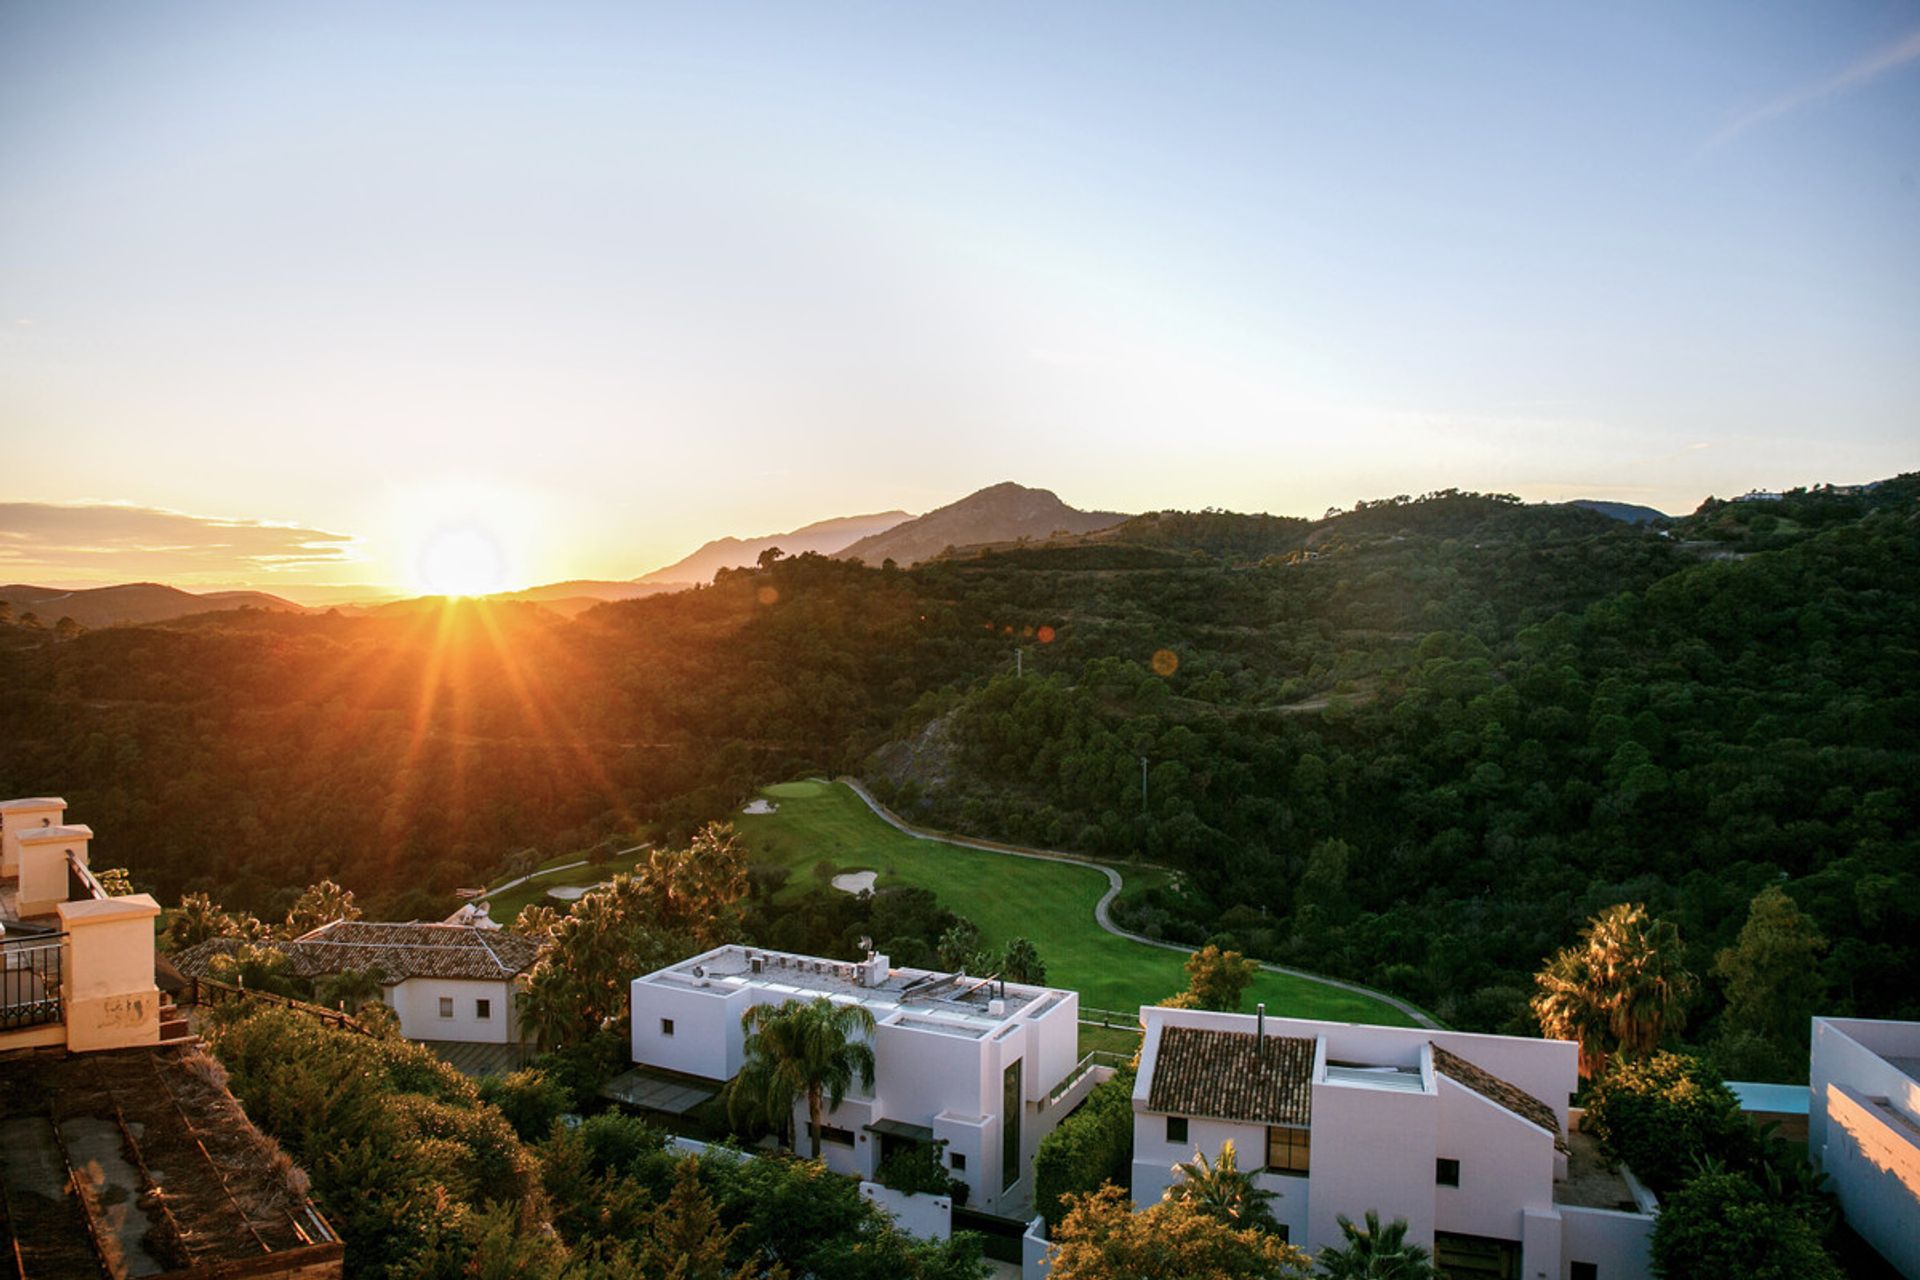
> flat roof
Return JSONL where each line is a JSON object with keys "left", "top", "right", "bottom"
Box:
{"left": 641, "top": 945, "right": 1067, "bottom": 1035}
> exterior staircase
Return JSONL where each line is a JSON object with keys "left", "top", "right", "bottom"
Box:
{"left": 156, "top": 992, "right": 197, "bottom": 1046}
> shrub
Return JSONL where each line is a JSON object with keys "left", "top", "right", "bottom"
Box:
{"left": 1585, "top": 1051, "right": 1746, "bottom": 1194}
{"left": 478, "top": 1067, "right": 573, "bottom": 1142}
{"left": 1651, "top": 1172, "right": 1842, "bottom": 1280}
{"left": 1034, "top": 1068, "right": 1136, "bottom": 1228}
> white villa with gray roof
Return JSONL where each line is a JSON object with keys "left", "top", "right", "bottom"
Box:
{"left": 174, "top": 919, "right": 542, "bottom": 1044}
{"left": 1132, "top": 1005, "right": 1658, "bottom": 1280}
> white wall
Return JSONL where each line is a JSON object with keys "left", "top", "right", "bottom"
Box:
{"left": 860, "top": 1182, "right": 951, "bottom": 1240}
{"left": 1556, "top": 1206, "right": 1655, "bottom": 1280}
{"left": 1810, "top": 1018, "right": 1920, "bottom": 1279}
{"left": 630, "top": 978, "right": 756, "bottom": 1078}
{"left": 1309, "top": 1073, "right": 1440, "bottom": 1250}
{"left": 1435, "top": 1073, "right": 1558, "bottom": 1243}
{"left": 391, "top": 977, "right": 515, "bottom": 1043}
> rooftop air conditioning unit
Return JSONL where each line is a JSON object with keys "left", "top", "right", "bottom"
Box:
{"left": 988, "top": 999, "right": 1005, "bottom": 1017}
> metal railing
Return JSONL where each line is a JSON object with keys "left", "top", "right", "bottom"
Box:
{"left": 1044, "top": 1049, "right": 1130, "bottom": 1108}
{"left": 181, "top": 977, "right": 376, "bottom": 1036}
{"left": 0, "top": 934, "right": 66, "bottom": 1031}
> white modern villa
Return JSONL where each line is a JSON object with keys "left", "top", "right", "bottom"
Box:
{"left": 1809, "top": 1017, "right": 1920, "bottom": 1279}
{"left": 1130, "top": 1005, "right": 1657, "bottom": 1280}
{"left": 629, "top": 943, "right": 1099, "bottom": 1217}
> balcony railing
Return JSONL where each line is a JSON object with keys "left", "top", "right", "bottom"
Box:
{"left": 0, "top": 934, "right": 65, "bottom": 1030}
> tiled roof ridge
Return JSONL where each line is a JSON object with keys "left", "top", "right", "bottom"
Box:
{"left": 1429, "top": 1042, "right": 1569, "bottom": 1154}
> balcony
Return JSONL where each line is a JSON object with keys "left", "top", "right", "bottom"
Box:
{"left": 0, "top": 931, "right": 65, "bottom": 1030}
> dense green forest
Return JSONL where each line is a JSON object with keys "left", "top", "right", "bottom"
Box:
{"left": 3, "top": 477, "right": 1914, "bottom": 1067}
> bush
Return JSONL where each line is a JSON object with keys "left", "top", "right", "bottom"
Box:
{"left": 1651, "top": 1172, "right": 1842, "bottom": 1280}
{"left": 876, "top": 1138, "right": 959, "bottom": 1197}
{"left": 1034, "top": 1068, "right": 1136, "bottom": 1228}
{"left": 479, "top": 1067, "right": 573, "bottom": 1142}
{"left": 1585, "top": 1052, "right": 1746, "bottom": 1195}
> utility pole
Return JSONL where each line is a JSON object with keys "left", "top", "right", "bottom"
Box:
{"left": 1016, "top": 646, "right": 1024, "bottom": 678}
{"left": 1139, "top": 755, "right": 1149, "bottom": 812}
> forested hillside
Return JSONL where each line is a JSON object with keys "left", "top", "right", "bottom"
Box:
{"left": 2, "top": 478, "right": 1913, "bottom": 1064}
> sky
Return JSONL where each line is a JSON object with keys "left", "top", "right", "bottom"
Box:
{"left": 2, "top": 1, "right": 1916, "bottom": 596}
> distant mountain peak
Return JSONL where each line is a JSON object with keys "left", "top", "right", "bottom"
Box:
{"left": 832, "top": 482, "right": 1129, "bottom": 567}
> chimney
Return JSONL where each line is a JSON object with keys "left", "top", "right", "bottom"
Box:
{"left": 1256, "top": 1002, "right": 1266, "bottom": 1060}
{"left": 0, "top": 797, "right": 67, "bottom": 879}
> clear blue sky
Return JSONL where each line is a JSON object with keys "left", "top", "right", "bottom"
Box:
{"left": 2, "top": 1, "right": 1915, "bottom": 591}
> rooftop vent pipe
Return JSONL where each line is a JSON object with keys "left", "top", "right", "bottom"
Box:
{"left": 1256, "top": 1002, "right": 1266, "bottom": 1060}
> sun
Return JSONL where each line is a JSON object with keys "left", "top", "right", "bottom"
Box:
{"left": 416, "top": 525, "right": 508, "bottom": 596}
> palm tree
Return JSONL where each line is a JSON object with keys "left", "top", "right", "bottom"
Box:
{"left": 727, "top": 997, "right": 877, "bottom": 1159}
{"left": 283, "top": 878, "right": 361, "bottom": 937}
{"left": 316, "top": 966, "right": 388, "bottom": 1014}
{"left": 1532, "top": 902, "right": 1695, "bottom": 1078}
{"left": 1316, "top": 1211, "right": 1438, "bottom": 1279}
{"left": 1167, "top": 1139, "right": 1277, "bottom": 1230}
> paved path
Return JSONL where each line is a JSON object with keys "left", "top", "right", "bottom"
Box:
{"left": 837, "top": 776, "right": 1440, "bottom": 1030}
{"left": 482, "top": 858, "right": 588, "bottom": 898}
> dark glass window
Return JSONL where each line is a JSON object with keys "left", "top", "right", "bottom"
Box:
{"left": 1437, "top": 1157, "right": 1460, "bottom": 1186}
{"left": 660, "top": 1017, "right": 675, "bottom": 1037}
{"left": 950, "top": 1152, "right": 966, "bottom": 1170}
{"left": 1265, "top": 1125, "right": 1310, "bottom": 1174}
{"left": 475, "top": 999, "right": 491, "bottom": 1020}
{"left": 438, "top": 997, "right": 453, "bottom": 1018}
{"left": 1166, "top": 1115, "right": 1189, "bottom": 1145}
{"left": 820, "top": 1125, "right": 855, "bottom": 1147}
{"left": 1002, "top": 1059, "right": 1023, "bottom": 1190}
{"left": 1571, "top": 1265, "right": 1597, "bottom": 1280}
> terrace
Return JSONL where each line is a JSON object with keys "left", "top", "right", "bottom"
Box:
{"left": 0, "top": 1043, "right": 342, "bottom": 1279}
{"left": 642, "top": 944, "right": 1045, "bottom": 1037}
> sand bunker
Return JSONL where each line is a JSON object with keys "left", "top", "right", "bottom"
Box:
{"left": 548, "top": 882, "right": 608, "bottom": 901}
{"left": 831, "top": 870, "right": 877, "bottom": 894}
{"left": 741, "top": 799, "right": 778, "bottom": 815}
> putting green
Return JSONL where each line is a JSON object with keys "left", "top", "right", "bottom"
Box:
{"left": 733, "top": 780, "right": 1416, "bottom": 1025}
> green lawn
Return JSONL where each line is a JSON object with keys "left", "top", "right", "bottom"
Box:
{"left": 483, "top": 860, "right": 624, "bottom": 923}
{"left": 732, "top": 780, "right": 1415, "bottom": 1026}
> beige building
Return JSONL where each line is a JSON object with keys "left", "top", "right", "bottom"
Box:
{"left": 1, "top": 794, "right": 345, "bottom": 1278}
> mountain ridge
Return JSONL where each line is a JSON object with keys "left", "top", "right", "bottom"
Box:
{"left": 832, "top": 482, "right": 1129, "bottom": 566}
{"left": 635, "top": 510, "right": 911, "bottom": 585}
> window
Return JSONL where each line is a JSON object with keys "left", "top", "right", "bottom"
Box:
{"left": 438, "top": 997, "right": 453, "bottom": 1018}
{"left": 1166, "top": 1115, "right": 1188, "bottom": 1145}
{"left": 1571, "top": 1265, "right": 1597, "bottom": 1280}
{"left": 1265, "top": 1125, "right": 1309, "bottom": 1175}
{"left": 1436, "top": 1158, "right": 1460, "bottom": 1187}
{"left": 820, "top": 1125, "right": 855, "bottom": 1147}
{"left": 950, "top": 1152, "right": 966, "bottom": 1170}
{"left": 660, "top": 1018, "right": 675, "bottom": 1037}
{"left": 475, "top": 998, "right": 491, "bottom": 1020}
{"left": 1002, "top": 1059, "right": 1023, "bottom": 1191}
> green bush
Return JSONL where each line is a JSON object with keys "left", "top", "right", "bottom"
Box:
{"left": 478, "top": 1067, "right": 573, "bottom": 1142}
{"left": 1034, "top": 1068, "right": 1136, "bottom": 1228}
{"left": 1585, "top": 1052, "right": 1746, "bottom": 1195}
{"left": 1651, "top": 1172, "right": 1841, "bottom": 1280}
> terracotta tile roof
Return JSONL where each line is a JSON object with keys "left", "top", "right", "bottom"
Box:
{"left": 170, "top": 922, "right": 542, "bottom": 982}
{"left": 1147, "top": 1025, "right": 1315, "bottom": 1126}
{"left": 1431, "top": 1043, "right": 1569, "bottom": 1153}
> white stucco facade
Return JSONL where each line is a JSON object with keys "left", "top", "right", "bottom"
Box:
{"left": 630, "top": 944, "right": 1088, "bottom": 1217}
{"left": 1810, "top": 1017, "right": 1920, "bottom": 1279}
{"left": 1129, "top": 1006, "right": 1655, "bottom": 1280}
{"left": 386, "top": 974, "right": 522, "bottom": 1043}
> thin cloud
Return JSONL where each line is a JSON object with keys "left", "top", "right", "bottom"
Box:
{"left": 1707, "top": 27, "right": 1920, "bottom": 150}
{"left": 0, "top": 502, "right": 360, "bottom": 584}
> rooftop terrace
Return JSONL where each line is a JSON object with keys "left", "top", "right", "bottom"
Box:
{"left": 642, "top": 945, "right": 1063, "bottom": 1038}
